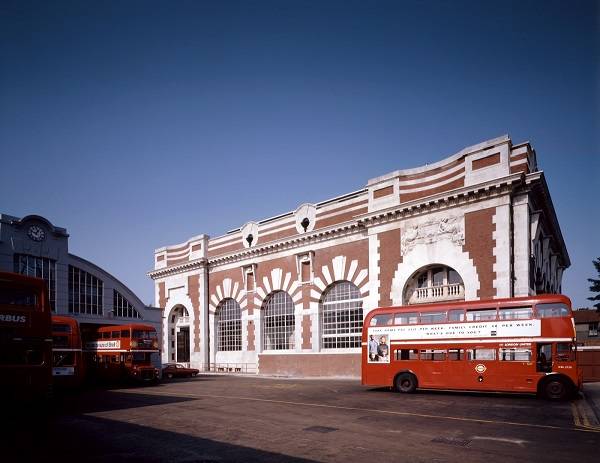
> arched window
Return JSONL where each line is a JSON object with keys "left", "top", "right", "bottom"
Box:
{"left": 263, "top": 291, "right": 295, "bottom": 350}
{"left": 320, "top": 281, "right": 363, "bottom": 349}
{"left": 404, "top": 265, "right": 464, "bottom": 304}
{"left": 217, "top": 298, "right": 242, "bottom": 351}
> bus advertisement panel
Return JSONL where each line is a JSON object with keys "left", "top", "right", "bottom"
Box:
{"left": 362, "top": 295, "right": 582, "bottom": 400}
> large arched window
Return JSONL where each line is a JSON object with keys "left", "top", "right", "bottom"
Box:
{"left": 263, "top": 291, "right": 295, "bottom": 350}
{"left": 320, "top": 281, "right": 363, "bottom": 349}
{"left": 217, "top": 298, "right": 242, "bottom": 351}
{"left": 403, "top": 265, "right": 464, "bottom": 305}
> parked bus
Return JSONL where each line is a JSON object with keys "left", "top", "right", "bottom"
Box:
{"left": 362, "top": 295, "right": 582, "bottom": 400}
{"left": 51, "top": 315, "right": 84, "bottom": 387}
{"left": 85, "top": 323, "right": 160, "bottom": 382}
{"left": 0, "top": 272, "right": 52, "bottom": 398}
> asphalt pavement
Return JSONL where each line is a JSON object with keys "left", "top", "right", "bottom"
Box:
{"left": 5, "top": 375, "right": 600, "bottom": 463}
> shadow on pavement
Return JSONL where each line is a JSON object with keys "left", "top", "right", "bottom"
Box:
{"left": 9, "top": 412, "right": 319, "bottom": 463}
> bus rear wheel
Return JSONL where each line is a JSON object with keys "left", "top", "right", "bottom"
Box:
{"left": 395, "top": 373, "right": 417, "bottom": 393}
{"left": 543, "top": 377, "right": 570, "bottom": 401}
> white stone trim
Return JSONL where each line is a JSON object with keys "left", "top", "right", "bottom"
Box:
{"left": 398, "top": 170, "right": 465, "bottom": 194}
{"left": 492, "top": 204, "right": 511, "bottom": 298}
{"left": 390, "top": 217, "right": 480, "bottom": 305}
{"left": 397, "top": 162, "right": 466, "bottom": 187}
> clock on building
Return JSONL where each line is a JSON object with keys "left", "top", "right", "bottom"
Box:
{"left": 27, "top": 225, "right": 46, "bottom": 241}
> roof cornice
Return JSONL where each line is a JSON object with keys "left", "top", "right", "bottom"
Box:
{"left": 357, "top": 172, "right": 525, "bottom": 226}
{"left": 149, "top": 172, "right": 530, "bottom": 277}
{"left": 148, "top": 258, "right": 208, "bottom": 280}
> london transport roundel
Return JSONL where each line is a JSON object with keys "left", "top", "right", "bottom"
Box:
{"left": 475, "top": 364, "right": 487, "bottom": 374}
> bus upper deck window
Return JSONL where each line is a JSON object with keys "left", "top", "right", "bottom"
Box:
{"left": 102, "top": 331, "right": 110, "bottom": 339}
{"left": 52, "top": 323, "right": 72, "bottom": 333}
{"left": 499, "top": 307, "right": 533, "bottom": 320}
{"left": 111, "top": 331, "right": 120, "bottom": 338}
{"left": 536, "top": 303, "right": 570, "bottom": 318}
{"left": 448, "top": 309, "right": 465, "bottom": 322}
{"left": 420, "top": 312, "right": 446, "bottom": 324}
{"left": 370, "top": 314, "right": 393, "bottom": 326}
{"left": 466, "top": 308, "right": 497, "bottom": 321}
{"left": 394, "top": 312, "right": 419, "bottom": 325}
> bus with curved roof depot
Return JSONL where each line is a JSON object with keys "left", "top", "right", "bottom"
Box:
{"left": 85, "top": 323, "right": 160, "bottom": 383}
{"left": 52, "top": 315, "right": 84, "bottom": 387}
{"left": 0, "top": 272, "right": 52, "bottom": 398}
{"left": 362, "top": 295, "right": 582, "bottom": 400}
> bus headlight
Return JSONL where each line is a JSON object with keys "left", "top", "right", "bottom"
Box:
{"left": 131, "top": 341, "right": 138, "bottom": 348}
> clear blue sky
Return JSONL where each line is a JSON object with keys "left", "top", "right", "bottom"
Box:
{"left": 1, "top": 0, "right": 598, "bottom": 308}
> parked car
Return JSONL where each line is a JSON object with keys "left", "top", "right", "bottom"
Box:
{"left": 162, "top": 363, "right": 200, "bottom": 379}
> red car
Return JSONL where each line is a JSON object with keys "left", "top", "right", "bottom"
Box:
{"left": 162, "top": 363, "right": 200, "bottom": 379}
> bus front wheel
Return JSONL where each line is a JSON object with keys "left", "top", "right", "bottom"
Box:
{"left": 395, "top": 373, "right": 417, "bottom": 393}
{"left": 542, "top": 377, "right": 570, "bottom": 401}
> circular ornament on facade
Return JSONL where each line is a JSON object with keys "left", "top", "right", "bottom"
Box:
{"left": 475, "top": 364, "right": 487, "bottom": 374}
{"left": 27, "top": 225, "right": 46, "bottom": 242}
{"left": 240, "top": 221, "right": 259, "bottom": 248}
{"left": 294, "top": 203, "right": 316, "bottom": 234}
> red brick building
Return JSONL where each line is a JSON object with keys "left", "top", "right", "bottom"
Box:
{"left": 148, "top": 135, "right": 570, "bottom": 377}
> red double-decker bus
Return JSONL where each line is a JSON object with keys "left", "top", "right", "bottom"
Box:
{"left": 85, "top": 323, "right": 160, "bottom": 382}
{"left": 0, "top": 272, "right": 52, "bottom": 398}
{"left": 51, "top": 315, "right": 84, "bottom": 387}
{"left": 362, "top": 295, "right": 582, "bottom": 400}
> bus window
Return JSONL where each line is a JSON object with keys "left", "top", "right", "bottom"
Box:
{"left": 111, "top": 331, "right": 120, "bottom": 339}
{"left": 121, "top": 330, "right": 130, "bottom": 338}
{"left": 394, "top": 312, "right": 419, "bottom": 325}
{"left": 420, "top": 349, "right": 446, "bottom": 361}
{"left": 53, "top": 352, "right": 75, "bottom": 366}
{"left": 499, "top": 348, "right": 532, "bottom": 361}
{"left": 448, "top": 349, "right": 464, "bottom": 360}
{"left": 52, "top": 323, "right": 71, "bottom": 333}
{"left": 466, "top": 308, "right": 497, "bottom": 321}
{"left": 102, "top": 331, "right": 110, "bottom": 339}
{"left": 556, "top": 343, "right": 576, "bottom": 362}
{"left": 420, "top": 312, "right": 446, "bottom": 324}
{"left": 536, "top": 303, "right": 570, "bottom": 318}
{"left": 395, "top": 349, "right": 418, "bottom": 360}
{"left": 467, "top": 348, "right": 495, "bottom": 361}
{"left": 132, "top": 330, "right": 158, "bottom": 339}
{"left": 132, "top": 352, "right": 148, "bottom": 363}
{"left": 448, "top": 309, "right": 465, "bottom": 322}
{"left": 498, "top": 307, "right": 532, "bottom": 320}
{"left": 370, "top": 314, "right": 393, "bottom": 326}
{"left": 536, "top": 343, "right": 552, "bottom": 372}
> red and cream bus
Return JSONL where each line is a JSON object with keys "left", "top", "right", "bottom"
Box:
{"left": 362, "top": 295, "right": 582, "bottom": 400}
{"left": 52, "top": 315, "right": 84, "bottom": 387}
{"left": 0, "top": 272, "right": 52, "bottom": 398}
{"left": 85, "top": 323, "right": 160, "bottom": 382}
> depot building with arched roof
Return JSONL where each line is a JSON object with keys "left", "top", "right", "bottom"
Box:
{"left": 148, "top": 135, "right": 569, "bottom": 377}
{"left": 0, "top": 213, "right": 161, "bottom": 338}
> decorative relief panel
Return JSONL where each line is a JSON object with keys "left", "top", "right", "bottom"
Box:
{"left": 401, "top": 216, "right": 465, "bottom": 256}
